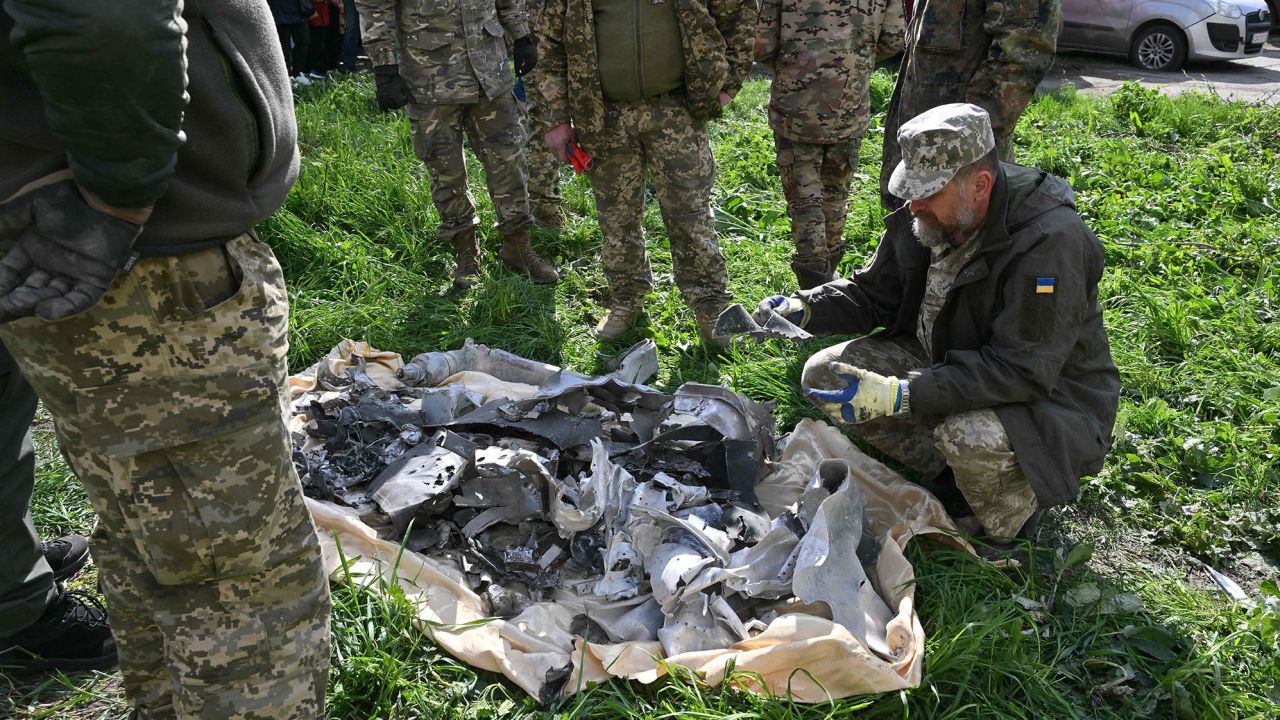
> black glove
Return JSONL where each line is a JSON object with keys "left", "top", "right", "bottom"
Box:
{"left": 513, "top": 36, "right": 537, "bottom": 77}
{"left": 373, "top": 64, "right": 414, "bottom": 112}
{"left": 0, "top": 179, "right": 144, "bottom": 322}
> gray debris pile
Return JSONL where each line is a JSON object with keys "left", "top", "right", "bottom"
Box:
{"left": 291, "top": 340, "right": 892, "bottom": 666}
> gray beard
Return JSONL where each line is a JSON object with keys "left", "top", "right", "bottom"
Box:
{"left": 912, "top": 201, "right": 978, "bottom": 249}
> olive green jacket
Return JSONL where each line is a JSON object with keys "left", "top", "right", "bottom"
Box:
{"left": 1, "top": 0, "right": 299, "bottom": 250}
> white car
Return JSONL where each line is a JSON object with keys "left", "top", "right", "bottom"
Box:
{"left": 1059, "top": 0, "right": 1273, "bottom": 71}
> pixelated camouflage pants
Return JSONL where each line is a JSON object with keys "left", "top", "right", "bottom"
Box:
{"left": 409, "top": 94, "right": 531, "bottom": 239}
{"left": 802, "top": 334, "right": 1038, "bottom": 538}
{"left": 518, "top": 96, "right": 566, "bottom": 225}
{"left": 0, "top": 235, "right": 330, "bottom": 719}
{"left": 774, "top": 136, "right": 859, "bottom": 279}
{"left": 588, "top": 94, "right": 730, "bottom": 315}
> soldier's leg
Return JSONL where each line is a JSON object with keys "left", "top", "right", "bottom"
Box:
{"left": 641, "top": 96, "right": 730, "bottom": 320}
{"left": 995, "top": 132, "right": 1015, "bottom": 163}
{"left": 774, "top": 136, "right": 830, "bottom": 289}
{"left": 409, "top": 104, "right": 478, "bottom": 240}
{"left": 820, "top": 139, "right": 860, "bottom": 277}
{"left": 0, "top": 340, "right": 57, "bottom": 637}
{"left": 589, "top": 101, "right": 653, "bottom": 311}
{"left": 520, "top": 98, "right": 566, "bottom": 228}
{"left": 462, "top": 94, "right": 532, "bottom": 235}
{"left": 933, "top": 410, "right": 1038, "bottom": 539}
{"left": 801, "top": 335, "right": 947, "bottom": 479}
{"left": 0, "top": 236, "right": 330, "bottom": 719}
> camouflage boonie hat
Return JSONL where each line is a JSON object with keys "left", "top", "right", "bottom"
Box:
{"left": 888, "top": 103, "right": 996, "bottom": 201}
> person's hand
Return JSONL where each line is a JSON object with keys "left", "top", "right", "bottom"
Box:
{"left": 373, "top": 64, "right": 414, "bottom": 111}
{"left": 752, "top": 295, "right": 808, "bottom": 326}
{"left": 805, "top": 362, "right": 905, "bottom": 424}
{"left": 513, "top": 35, "right": 537, "bottom": 77}
{"left": 544, "top": 123, "right": 576, "bottom": 163}
{"left": 719, "top": 90, "right": 734, "bottom": 106}
{"left": 0, "top": 179, "right": 146, "bottom": 322}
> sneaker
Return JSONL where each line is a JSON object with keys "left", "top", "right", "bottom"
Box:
{"left": 594, "top": 306, "right": 643, "bottom": 341}
{"left": 293, "top": 73, "right": 312, "bottom": 87}
{"left": 42, "top": 533, "right": 90, "bottom": 582}
{"left": 0, "top": 590, "right": 117, "bottom": 673}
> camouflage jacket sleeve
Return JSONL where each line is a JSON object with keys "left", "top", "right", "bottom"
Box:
{"left": 497, "top": 0, "right": 530, "bottom": 40}
{"left": 876, "top": 0, "right": 905, "bottom": 62}
{"left": 709, "top": 0, "right": 758, "bottom": 96}
{"left": 528, "top": 0, "right": 570, "bottom": 131}
{"left": 6, "top": 0, "right": 187, "bottom": 208}
{"left": 965, "top": 0, "right": 1059, "bottom": 137}
{"left": 753, "top": 0, "right": 781, "bottom": 67}
{"left": 355, "top": 0, "right": 401, "bottom": 66}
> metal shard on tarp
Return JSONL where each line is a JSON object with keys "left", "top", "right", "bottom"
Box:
{"left": 713, "top": 303, "right": 813, "bottom": 342}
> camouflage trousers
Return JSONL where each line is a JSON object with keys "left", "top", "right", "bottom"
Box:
{"left": 774, "top": 135, "right": 859, "bottom": 285}
{"left": 409, "top": 94, "right": 531, "bottom": 239}
{"left": 801, "top": 334, "right": 1038, "bottom": 538}
{"left": 589, "top": 95, "right": 730, "bottom": 315}
{"left": 0, "top": 235, "right": 331, "bottom": 719}
{"left": 518, "top": 97, "right": 566, "bottom": 226}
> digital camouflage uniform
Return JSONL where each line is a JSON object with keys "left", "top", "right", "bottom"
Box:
{"left": 520, "top": 0, "right": 567, "bottom": 228}
{"left": 532, "top": 0, "right": 757, "bottom": 318}
{"left": 1, "top": 0, "right": 330, "bottom": 716}
{"left": 879, "top": 0, "right": 1060, "bottom": 209}
{"left": 795, "top": 105, "right": 1120, "bottom": 537}
{"left": 755, "top": 0, "right": 905, "bottom": 288}
{"left": 358, "top": 0, "right": 532, "bottom": 240}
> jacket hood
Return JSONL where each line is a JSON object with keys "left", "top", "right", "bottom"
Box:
{"left": 1002, "top": 163, "right": 1077, "bottom": 232}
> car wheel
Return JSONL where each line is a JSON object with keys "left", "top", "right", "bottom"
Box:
{"left": 1128, "top": 23, "right": 1188, "bottom": 71}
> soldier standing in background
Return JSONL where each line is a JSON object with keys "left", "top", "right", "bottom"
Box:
{"left": 359, "top": 0, "right": 560, "bottom": 288}
{"left": 880, "top": 0, "right": 1060, "bottom": 209}
{"left": 0, "top": 1, "right": 331, "bottom": 717}
{"left": 533, "top": 0, "right": 757, "bottom": 347}
{"left": 520, "top": 0, "right": 569, "bottom": 231}
{"left": 756, "top": 0, "right": 905, "bottom": 289}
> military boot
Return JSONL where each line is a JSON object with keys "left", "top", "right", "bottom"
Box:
{"left": 0, "top": 590, "right": 117, "bottom": 673}
{"left": 594, "top": 304, "right": 643, "bottom": 341}
{"left": 532, "top": 205, "right": 566, "bottom": 231}
{"left": 827, "top": 240, "right": 847, "bottom": 280}
{"left": 694, "top": 306, "right": 729, "bottom": 351}
{"left": 791, "top": 257, "right": 831, "bottom": 290}
{"left": 498, "top": 228, "right": 559, "bottom": 283}
{"left": 450, "top": 229, "right": 481, "bottom": 289}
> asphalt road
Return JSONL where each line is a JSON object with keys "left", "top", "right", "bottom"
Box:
{"left": 1039, "top": 40, "right": 1280, "bottom": 105}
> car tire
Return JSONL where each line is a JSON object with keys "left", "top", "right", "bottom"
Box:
{"left": 1129, "top": 23, "right": 1188, "bottom": 71}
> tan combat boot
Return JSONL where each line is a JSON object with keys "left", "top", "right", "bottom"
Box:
{"left": 694, "top": 306, "right": 729, "bottom": 351}
{"left": 594, "top": 305, "right": 643, "bottom": 341}
{"left": 498, "top": 228, "right": 559, "bottom": 283}
{"left": 533, "top": 205, "right": 566, "bottom": 231}
{"left": 451, "top": 229, "right": 480, "bottom": 289}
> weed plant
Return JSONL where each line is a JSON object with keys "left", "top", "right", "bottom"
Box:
{"left": 9, "top": 76, "right": 1278, "bottom": 719}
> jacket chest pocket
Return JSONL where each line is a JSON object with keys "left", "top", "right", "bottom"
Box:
{"left": 914, "top": 0, "right": 967, "bottom": 53}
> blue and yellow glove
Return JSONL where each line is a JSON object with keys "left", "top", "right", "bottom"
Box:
{"left": 805, "top": 362, "right": 908, "bottom": 424}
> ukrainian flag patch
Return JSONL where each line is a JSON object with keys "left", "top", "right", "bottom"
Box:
{"left": 1036, "top": 277, "right": 1055, "bottom": 294}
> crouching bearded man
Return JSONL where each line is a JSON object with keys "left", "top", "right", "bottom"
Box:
{"left": 755, "top": 103, "right": 1120, "bottom": 542}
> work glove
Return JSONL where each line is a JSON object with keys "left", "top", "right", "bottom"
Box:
{"left": 0, "top": 179, "right": 145, "bottom": 322}
{"left": 752, "top": 295, "right": 809, "bottom": 327}
{"left": 805, "top": 362, "right": 906, "bottom": 424}
{"left": 512, "top": 35, "right": 537, "bottom": 77}
{"left": 373, "top": 64, "right": 414, "bottom": 112}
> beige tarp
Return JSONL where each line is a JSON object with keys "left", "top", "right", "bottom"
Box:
{"left": 306, "top": 414, "right": 973, "bottom": 702}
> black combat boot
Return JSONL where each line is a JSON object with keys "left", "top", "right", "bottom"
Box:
{"left": 42, "top": 533, "right": 90, "bottom": 582}
{"left": 0, "top": 589, "right": 117, "bottom": 673}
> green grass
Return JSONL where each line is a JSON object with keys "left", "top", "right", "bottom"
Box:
{"left": 9, "top": 74, "right": 1280, "bottom": 718}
